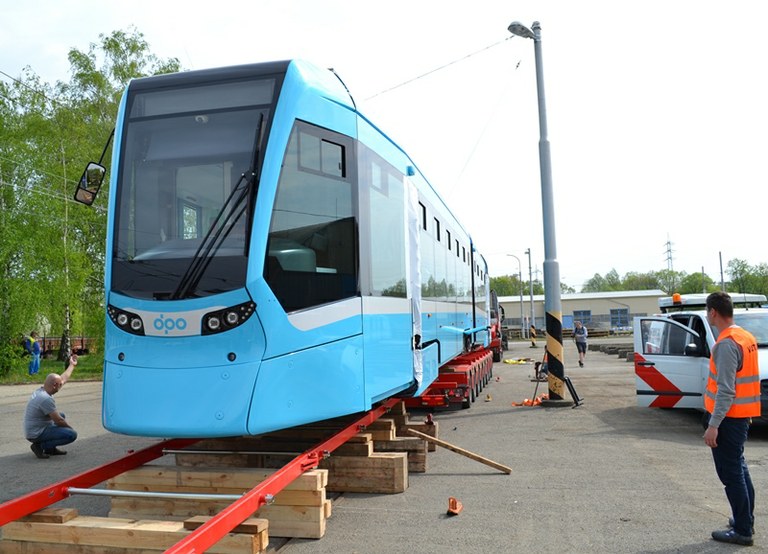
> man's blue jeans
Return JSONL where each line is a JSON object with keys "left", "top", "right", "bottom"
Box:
{"left": 31, "top": 423, "right": 77, "bottom": 452}
{"left": 711, "top": 416, "right": 754, "bottom": 537}
{"left": 28, "top": 353, "right": 40, "bottom": 375}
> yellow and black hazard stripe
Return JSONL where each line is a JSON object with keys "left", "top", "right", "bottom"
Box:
{"left": 545, "top": 310, "right": 565, "bottom": 400}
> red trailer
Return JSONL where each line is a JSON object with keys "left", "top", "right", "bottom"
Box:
{"left": 403, "top": 348, "right": 493, "bottom": 410}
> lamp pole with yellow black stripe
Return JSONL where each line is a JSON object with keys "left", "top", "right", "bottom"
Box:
{"left": 508, "top": 20, "right": 572, "bottom": 407}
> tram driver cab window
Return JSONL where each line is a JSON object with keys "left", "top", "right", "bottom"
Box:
{"left": 266, "top": 121, "right": 358, "bottom": 312}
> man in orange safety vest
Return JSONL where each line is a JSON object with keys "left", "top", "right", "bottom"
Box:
{"left": 703, "top": 292, "right": 760, "bottom": 546}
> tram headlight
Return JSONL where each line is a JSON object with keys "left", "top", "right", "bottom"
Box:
{"left": 202, "top": 301, "right": 256, "bottom": 335}
{"left": 207, "top": 316, "right": 221, "bottom": 331}
{"left": 225, "top": 310, "right": 239, "bottom": 326}
{"left": 108, "top": 305, "right": 145, "bottom": 336}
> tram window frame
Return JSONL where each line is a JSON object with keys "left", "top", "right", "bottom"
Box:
{"left": 358, "top": 143, "right": 407, "bottom": 298}
{"left": 266, "top": 120, "right": 359, "bottom": 312}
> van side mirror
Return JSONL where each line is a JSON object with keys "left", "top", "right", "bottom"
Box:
{"left": 684, "top": 343, "right": 702, "bottom": 357}
{"left": 74, "top": 162, "right": 106, "bottom": 206}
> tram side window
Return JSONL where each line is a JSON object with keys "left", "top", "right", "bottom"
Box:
{"left": 266, "top": 122, "right": 358, "bottom": 312}
{"left": 360, "top": 146, "right": 406, "bottom": 297}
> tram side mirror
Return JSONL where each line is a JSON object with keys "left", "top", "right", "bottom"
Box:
{"left": 74, "top": 162, "right": 106, "bottom": 206}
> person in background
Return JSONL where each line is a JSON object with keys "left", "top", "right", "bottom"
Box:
{"left": 24, "top": 331, "right": 41, "bottom": 375}
{"left": 23, "top": 354, "right": 79, "bottom": 459}
{"left": 573, "top": 321, "right": 588, "bottom": 367}
{"left": 703, "top": 291, "right": 760, "bottom": 546}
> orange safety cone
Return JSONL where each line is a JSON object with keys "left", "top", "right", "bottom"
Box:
{"left": 447, "top": 496, "right": 463, "bottom": 516}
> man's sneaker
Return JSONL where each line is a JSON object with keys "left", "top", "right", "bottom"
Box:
{"left": 712, "top": 528, "right": 753, "bottom": 546}
{"left": 578, "top": 361, "right": 584, "bottom": 367}
{"left": 729, "top": 518, "right": 755, "bottom": 535}
{"left": 30, "top": 443, "right": 49, "bottom": 459}
{"left": 45, "top": 447, "right": 67, "bottom": 456}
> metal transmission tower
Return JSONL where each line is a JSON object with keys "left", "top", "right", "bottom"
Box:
{"left": 664, "top": 237, "right": 674, "bottom": 272}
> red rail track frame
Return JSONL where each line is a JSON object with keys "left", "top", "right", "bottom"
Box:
{"left": 0, "top": 397, "right": 400, "bottom": 553}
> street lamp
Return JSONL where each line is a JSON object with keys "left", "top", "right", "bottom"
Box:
{"left": 524, "top": 248, "right": 534, "bottom": 334}
{"left": 507, "top": 254, "right": 526, "bottom": 339}
{"left": 509, "top": 21, "right": 570, "bottom": 406}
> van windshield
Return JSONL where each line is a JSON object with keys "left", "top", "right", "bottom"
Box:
{"left": 734, "top": 311, "right": 768, "bottom": 346}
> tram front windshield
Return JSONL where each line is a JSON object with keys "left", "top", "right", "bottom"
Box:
{"left": 112, "top": 78, "right": 275, "bottom": 299}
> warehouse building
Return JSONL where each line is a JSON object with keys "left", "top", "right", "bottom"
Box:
{"left": 499, "top": 289, "right": 666, "bottom": 337}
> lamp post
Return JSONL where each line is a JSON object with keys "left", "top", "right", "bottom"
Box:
{"left": 509, "top": 21, "right": 570, "bottom": 406}
{"left": 524, "top": 248, "right": 534, "bottom": 335}
{"left": 507, "top": 254, "right": 526, "bottom": 339}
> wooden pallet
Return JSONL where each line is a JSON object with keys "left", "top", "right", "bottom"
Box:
{"left": 107, "top": 466, "right": 329, "bottom": 539}
{"left": 0, "top": 508, "right": 268, "bottom": 553}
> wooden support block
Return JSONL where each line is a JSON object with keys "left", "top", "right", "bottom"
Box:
{"left": 319, "top": 453, "right": 408, "bottom": 493}
{"left": 20, "top": 508, "right": 78, "bottom": 524}
{"left": 1, "top": 517, "right": 265, "bottom": 553}
{"left": 389, "top": 401, "right": 408, "bottom": 416}
{"left": 404, "top": 421, "right": 439, "bottom": 452}
{"left": 184, "top": 515, "right": 267, "bottom": 533}
{"left": 374, "top": 437, "right": 428, "bottom": 473}
{"left": 390, "top": 414, "right": 411, "bottom": 432}
{"left": 107, "top": 466, "right": 330, "bottom": 539}
{"left": 363, "top": 419, "right": 396, "bottom": 441}
{"left": 183, "top": 516, "right": 268, "bottom": 549}
{"left": 175, "top": 434, "right": 374, "bottom": 467}
{"left": 108, "top": 466, "right": 328, "bottom": 492}
{"left": 0, "top": 540, "right": 161, "bottom": 553}
{"left": 334, "top": 439, "right": 373, "bottom": 457}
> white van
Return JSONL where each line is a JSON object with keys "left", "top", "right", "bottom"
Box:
{"left": 633, "top": 293, "right": 768, "bottom": 421}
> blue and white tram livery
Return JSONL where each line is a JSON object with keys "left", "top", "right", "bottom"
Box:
{"left": 90, "top": 59, "right": 490, "bottom": 438}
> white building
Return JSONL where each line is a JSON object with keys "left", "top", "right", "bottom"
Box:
{"left": 499, "top": 289, "right": 666, "bottom": 335}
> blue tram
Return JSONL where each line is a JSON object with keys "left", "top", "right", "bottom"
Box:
{"left": 84, "top": 60, "right": 489, "bottom": 437}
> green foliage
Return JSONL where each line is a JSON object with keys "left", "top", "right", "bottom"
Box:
{"left": 577, "top": 263, "right": 768, "bottom": 296}
{"left": 0, "top": 28, "right": 180, "bottom": 372}
{"left": 489, "top": 274, "right": 542, "bottom": 296}
{"left": 0, "top": 354, "right": 103, "bottom": 385}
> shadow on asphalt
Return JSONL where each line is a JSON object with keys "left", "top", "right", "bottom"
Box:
{"left": 638, "top": 540, "right": 746, "bottom": 553}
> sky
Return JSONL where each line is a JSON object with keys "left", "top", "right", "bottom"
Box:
{"left": 2, "top": 1, "right": 766, "bottom": 290}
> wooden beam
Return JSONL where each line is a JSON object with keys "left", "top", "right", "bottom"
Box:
{"left": 2, "top": 517, "right": 264, "bottom": 553}
{"left": 405, "top": 429, "right": 512, "bottom": 474}
{"left": 320, "top": 453, "right": 408, "bottom": 493}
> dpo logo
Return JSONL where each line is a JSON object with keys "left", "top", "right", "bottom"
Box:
{"left": 153, "top": 314, "right": 188, "bottom": 335}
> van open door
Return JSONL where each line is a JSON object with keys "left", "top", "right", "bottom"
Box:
{"left": 633, "top": 316, "right": 708, "bottom": 409}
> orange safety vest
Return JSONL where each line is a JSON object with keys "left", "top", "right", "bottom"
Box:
{"left": 704, "top": 326, "right": 761, "bottom": 418}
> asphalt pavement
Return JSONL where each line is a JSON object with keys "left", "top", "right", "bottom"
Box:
{"left": 2, "top": 338, "right": 768, "bottom": 553}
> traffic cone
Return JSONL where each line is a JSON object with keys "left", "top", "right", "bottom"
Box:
{"left": 447, "top": 497, "right": 463, "bottom": 516}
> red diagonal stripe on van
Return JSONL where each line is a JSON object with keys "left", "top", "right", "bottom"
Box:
{"left": 634, "top": 353, "right": 683, "bottom": 408}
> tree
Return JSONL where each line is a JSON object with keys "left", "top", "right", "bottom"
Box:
{"left": 489, "top": 274, "right": 545, "bottom": 297}
{"left": 678, "top": 271, "right": 718, "bottom": 294}
{"left": 726, "top": 259, "right": 768, "bottom": 297}
{"left": 622, "top": 271, "right": 660, "bottom": 291}
{"left": 0, "top": 28, "right": 180, "bottom": 373}
{"left": 581, "top": 273, "right": 607, "bottom": 293}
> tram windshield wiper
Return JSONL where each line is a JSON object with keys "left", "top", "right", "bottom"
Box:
{"left": 170, "top": 113, "right": 265, "bottom": 300}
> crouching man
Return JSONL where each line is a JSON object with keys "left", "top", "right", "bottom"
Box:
{"left": 24, "top": 354, "right": 78, "bottom": 459}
